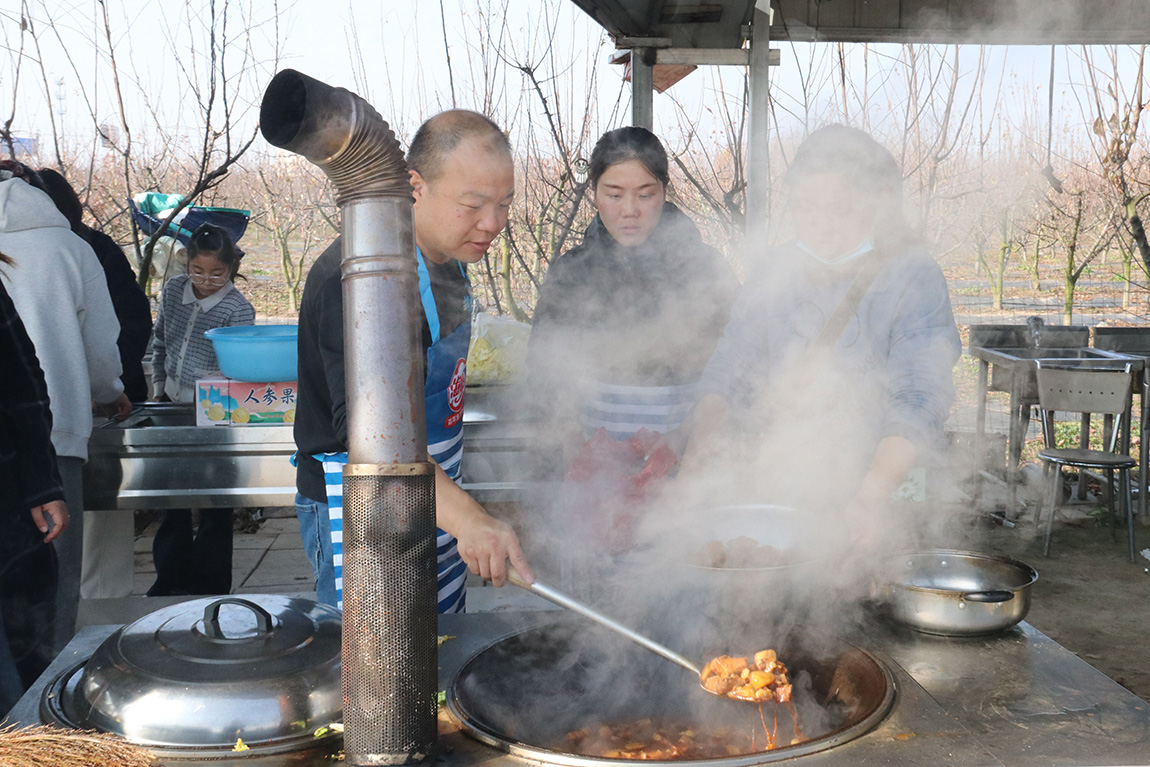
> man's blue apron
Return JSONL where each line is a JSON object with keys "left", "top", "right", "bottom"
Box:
{"left": 320, "top": 250, "right": 471, "bottom": 613}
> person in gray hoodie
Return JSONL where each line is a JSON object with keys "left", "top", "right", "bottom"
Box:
{"left": 680, "top": 126, "right": 961, "bottom": 550}
{"left": 0, "top": 161, "right": 130, "bottom": 654}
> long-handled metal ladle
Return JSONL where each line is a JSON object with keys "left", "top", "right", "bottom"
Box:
{"left": 501, "top": 569, "right": 777, "bottom": 703}
{"left": 504, "top": 567, "right": 702, "bottom": 674}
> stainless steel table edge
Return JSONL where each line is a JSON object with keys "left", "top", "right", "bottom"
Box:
{"left": 12, "top": 614, "right": 1150, "bottom": 767}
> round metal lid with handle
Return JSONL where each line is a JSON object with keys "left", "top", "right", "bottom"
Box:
{"left": 41, "top": 595, "right": 343, "bottom": 758}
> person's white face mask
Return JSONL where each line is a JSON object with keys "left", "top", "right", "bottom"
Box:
{"left": 787, "top": 173, "right": 881, "bottom": 263}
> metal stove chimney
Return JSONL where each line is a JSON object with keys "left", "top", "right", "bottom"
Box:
{"left": 259, "top": 69, "right": 437, "bottom": 766}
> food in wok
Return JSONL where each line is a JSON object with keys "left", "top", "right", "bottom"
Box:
{"left": 700, "top": 649, "right": 793, "bottom": 703}
{"left": 565, "top": 719, "right": 773, "bottom": 759}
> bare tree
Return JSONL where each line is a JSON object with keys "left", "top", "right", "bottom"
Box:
{"left": 244, "top": 158, "right": 336, "bottom": 311}
{"left": 32, "top": 0, "right": 281, "bottom": 291}
{"left": 0, "top": 4, "right": 30, "bottom": 158}
{"left": 1074, "top": 45, "right": 1150, "bottom": 302}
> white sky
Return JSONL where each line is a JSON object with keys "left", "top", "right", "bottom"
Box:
{"left": 0, "top": 0, "right": 1131, "bottom": 165}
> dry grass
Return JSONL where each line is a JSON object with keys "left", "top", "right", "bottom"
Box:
{"left": 0, "top": 724, "right": 158, "bottom": 766}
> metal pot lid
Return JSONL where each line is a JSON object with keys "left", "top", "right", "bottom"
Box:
{"left": 48, "top": 595, "right": 342, "bottom": 754}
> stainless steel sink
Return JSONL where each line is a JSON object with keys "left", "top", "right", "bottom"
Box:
{"left": 85, "top": 404, "right": 297, "bottom": 510}
{"left": 969, "top": 346, "right": 1135, "bottom": 398}
{"left": 984, "top": 347, "right": 1125, "bottom": 362}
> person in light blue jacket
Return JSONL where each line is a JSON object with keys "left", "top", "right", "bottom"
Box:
{"left": 681, "top": 125, "right": 961, "bottom": 545}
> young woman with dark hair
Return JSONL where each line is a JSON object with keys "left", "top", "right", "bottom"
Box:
{"left": 529, "top": 126, "right": 739, "bottom": 441}
{"left": 527, "top": 127, "right": 740, "bottom": 565}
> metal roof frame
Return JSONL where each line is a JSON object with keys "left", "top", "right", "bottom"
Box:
{"left": 571, "top": 1, "right": 1150, "bottom": 244}
{"left": 571, "top": 0, "right": 1150, "bottom": 46}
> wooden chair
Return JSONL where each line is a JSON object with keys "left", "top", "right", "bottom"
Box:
{"left": 1034, "top": 362, "right": 1137, "bottom": 561}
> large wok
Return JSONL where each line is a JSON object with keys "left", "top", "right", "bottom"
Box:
{"left": 447, "top": 619, "right": 894, "bottom": 765}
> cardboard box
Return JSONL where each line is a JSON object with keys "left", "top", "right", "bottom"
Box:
{"left": 195, "top": 377, "right": 233, "bottom": 426}
{"left": 227, "top": 380, "right": 297, "bottom": 426}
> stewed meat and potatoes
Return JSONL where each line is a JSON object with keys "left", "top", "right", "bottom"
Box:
{"left": 564, "top": 648, "right": 805, "bottom": 759}
{"left": 700, "top": 649, "right": 793, "bottom": 703}
{"left": 694, "top": 536, "right": 796, "bottom": 569}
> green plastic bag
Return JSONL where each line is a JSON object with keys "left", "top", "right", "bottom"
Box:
{"left": 135, "top": 191, "right": 185, "bottom": 216}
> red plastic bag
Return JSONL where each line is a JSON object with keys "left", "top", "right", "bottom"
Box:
{"left": 563, "top": 428, "right": 681, "bottom": 552}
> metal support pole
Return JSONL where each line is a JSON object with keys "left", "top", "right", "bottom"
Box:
{"left": 745, "top": 5, "right": 772, "bottom": 250}
{"left": 631, "top": 47, "right": 654, "bottom": 129}
{"left": 973, "top": 360, "right": 989, "bottom": 505}
{"left": 1140, "top": 376, "right": 1148, "bottom": 524}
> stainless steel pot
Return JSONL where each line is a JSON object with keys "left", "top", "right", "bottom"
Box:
{"left": 40, "top": 595, "right": 343, "bottom": 760}
{"left": 877, "top": 550, "right": 1038, "bottom": 636}
{"left": 655, "top": 504, "right": 834, "bottom": 632}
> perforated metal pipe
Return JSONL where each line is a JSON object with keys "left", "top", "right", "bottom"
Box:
{"left": 260, "top": 70, "right": 437, "bottom": 765}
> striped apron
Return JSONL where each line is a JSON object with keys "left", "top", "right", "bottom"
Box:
{"left": 321, "top": 250, "right": 471, "bottom": 613}
{"left": 580, "top": 380, "right": 699, "bottom": 440}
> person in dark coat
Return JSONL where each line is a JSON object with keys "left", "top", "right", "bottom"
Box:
{"left": 38, "top": 168, "right": 153, "bottom": 402}
{"left": 0, "top": 252, "right": 69, "bottom": 711}
{"left": 528, "top": 126, "right": 740, "bottom": 444}
{"left": 525, "top": 127, "right": 740, "bottom": 568}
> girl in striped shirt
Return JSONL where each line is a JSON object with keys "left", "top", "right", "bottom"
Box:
{"left": 148, "top": 224, "right": 253, "bottom": 595}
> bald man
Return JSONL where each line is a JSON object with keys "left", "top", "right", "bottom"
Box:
{"left": 293, "top": 110, "right": 533, "bottom": 612}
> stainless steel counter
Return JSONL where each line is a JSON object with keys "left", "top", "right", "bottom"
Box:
{"left": 84, "top": 403, "right": 297, "bottom": 510}
{"left": 83, "top": 386, "right": 539, "bottom": 512}
{"left": 456, "top": 384, "right": 543, "bottom": 503}
{"left": 12, "top": 610, "right": 1150, "bottom": 766}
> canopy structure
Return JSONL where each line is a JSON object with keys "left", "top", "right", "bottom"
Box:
{"left": 571, "top": 0, "right": 1150, "bottom": 47}
{"left": 570, "top": 0, "right": 1150, "bottom": 241}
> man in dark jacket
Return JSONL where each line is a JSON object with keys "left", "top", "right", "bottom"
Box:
{"left": 0, "top": 266, "right": 68, "bottom": 709}
{"left": 294, "top": 110, "right": 533, "bottom": 610}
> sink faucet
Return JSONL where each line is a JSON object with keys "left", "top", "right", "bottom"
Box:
{"left": 1026, "top": 316, "right": 1045, "bottom": 349}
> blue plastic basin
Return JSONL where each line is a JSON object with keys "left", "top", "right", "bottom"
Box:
{"left": 205, "top": 325, "right": 298, "bottom": 382}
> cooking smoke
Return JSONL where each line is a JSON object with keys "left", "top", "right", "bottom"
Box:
{"left": 517, "top": 123, "right": 964, "bottom": 697}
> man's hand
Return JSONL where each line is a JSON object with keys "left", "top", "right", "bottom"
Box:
{"left": 453, "top": 511, "right": 534, "bottom": 587}
{"left": 95, "top": 393, "right": 133, "bottom": 421}
{"left": 30, "top": 499, "right": 69, "bottom": 543}
{"left": 433, "top": 462, "right": 534, "bottom": 587}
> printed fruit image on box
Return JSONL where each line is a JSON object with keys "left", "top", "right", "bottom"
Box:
{"left": 229, "top": 381, "right": 297, "bottom": 426}
{"left": 195, "top": 378, "right": 234, "bottom": 426}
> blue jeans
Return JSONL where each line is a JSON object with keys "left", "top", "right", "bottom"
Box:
{"left": 295, "top": 492, "right": 336, "bottom": 607}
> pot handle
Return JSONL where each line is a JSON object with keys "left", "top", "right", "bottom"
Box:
{"left": 203, "top": 598, "right": 275, "bottom": 639}
{"left": 962, "top": 590, "right": 1014, "bottom": 603}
